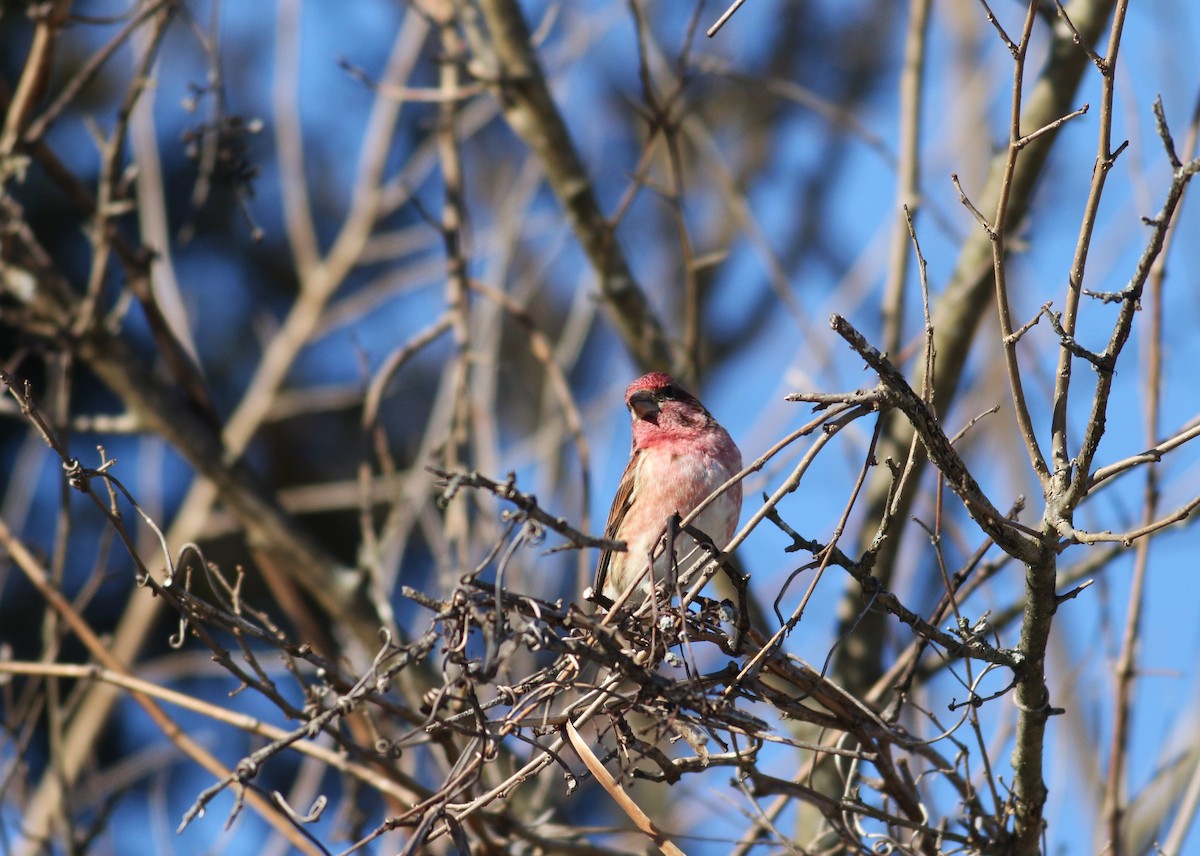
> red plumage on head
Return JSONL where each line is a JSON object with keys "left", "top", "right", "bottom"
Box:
{"left": 624, "top": 371, "right": 685, "bottom": 402}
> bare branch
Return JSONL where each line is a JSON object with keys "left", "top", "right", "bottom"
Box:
{"left": 828, "top": 315, "right": 1045, "bottom": 564}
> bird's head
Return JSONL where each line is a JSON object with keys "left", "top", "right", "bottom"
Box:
{"left": 624, "top": 372, "right": 707, "bottom": 430}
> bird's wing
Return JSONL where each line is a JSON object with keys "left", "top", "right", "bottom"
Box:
{"left": 593, "top": 448, "right": 640, "bottom": 598}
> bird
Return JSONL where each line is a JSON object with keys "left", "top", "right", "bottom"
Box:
{"left": 593, "top": 371, "right": 743, "bottom": 607}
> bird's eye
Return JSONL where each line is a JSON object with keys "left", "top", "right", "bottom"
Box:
{"left": 660, "top": 385, "right": 679, "bottom": 400}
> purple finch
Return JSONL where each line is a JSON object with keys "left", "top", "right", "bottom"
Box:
{"left": 594, "top": 372, "right": 743, "bottom": 605}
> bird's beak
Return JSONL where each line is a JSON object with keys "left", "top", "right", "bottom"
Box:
{"left": 628, "top": 389, "right": 659, "bottom": 421}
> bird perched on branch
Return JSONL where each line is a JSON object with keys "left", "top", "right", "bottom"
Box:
{"left": 593, "top": 371, "right": 743, "bottom": 606}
